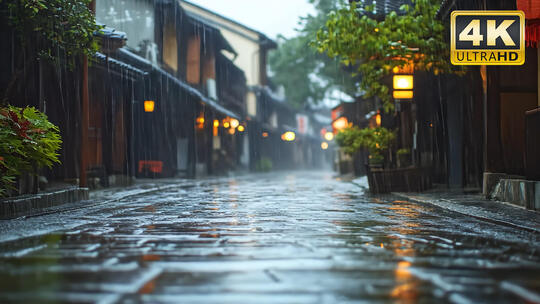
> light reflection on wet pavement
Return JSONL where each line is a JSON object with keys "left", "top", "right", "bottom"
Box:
{"left": 0, "top": 171, "right": 539, "bottom": 303}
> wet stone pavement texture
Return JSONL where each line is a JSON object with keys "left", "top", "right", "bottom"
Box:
{"left": 0, "top": 171, "right": 539, "bottom": 304}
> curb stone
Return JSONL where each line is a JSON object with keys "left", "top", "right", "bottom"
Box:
{"left": 15, "top": 182, "right": 187, "bottom": 220}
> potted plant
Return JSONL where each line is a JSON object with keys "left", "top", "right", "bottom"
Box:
{"left": 336, "top": 126, "right": 396, "bottom": 169}
{"left": 255, "top": 157, "right": 273, "bottom": 172}
{"left": 368, "top": 153, "right": 385, "bottom": 168}
{"left": 396, "top": 148, "right": 411, "bottom": 168}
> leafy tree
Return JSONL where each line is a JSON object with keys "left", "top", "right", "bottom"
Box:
{"left": 2, "top": 0, "right": 100, "bottom": 60}
{"left": 312, "top": 0, "right": 461, "bottom": 112}
{"left": 268, "top": 0, "right": 358, "bottom": 109}
{"left": 0, "top": 0, "right": 101, "bottom": 104}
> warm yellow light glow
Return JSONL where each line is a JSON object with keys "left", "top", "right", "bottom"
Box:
{"left": 230, "top": 119, "right": 239, "bottom": 128}
{"left": 395, "top": 261, "right": 412, "bottom": 281}
{"left": 321, "top": 142, "right": 329, "bottom": 150}
{"left": 262, "top": 132, "right": 269, "bottom": 138}
{"left": 213, "top": 120, "right": 219, "bottom": 136}
{"left": 144, "top": 101, "right": 155, "bottom": 112}
{"left": 223, "top": 122, "right": 230, "bottom": 128}
{"left": 281, "top": 131, "right": 296, "bottom": 142}
{"left": 196, "top": 115, "right": 205, "bottom": 130}
{"left": 228, "top": 128, "right": 236, "bottom": 135}
{"left": 324, "top": 132, "right": 334, "bottom": 141}
{"left": 393, "top": 75, "right": 414, "bottom": 90}
{"left": 374, "top": 28, "right": 379, "bottom": 32}
{"left": 393, "top": 90, "right": 414, "bottom": 99}
{"left": 376, "top": 112, "right": 382, "bottom": 127}
{"left": 332, "top": 117, "right": 349, "bottom": 131}
{"left": 237, "top": 125, "right": 245, "bottom": 132}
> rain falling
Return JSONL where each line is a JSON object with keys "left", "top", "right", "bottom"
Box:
{"left": 0, "top": 0, "right": 539, "bottom": 303}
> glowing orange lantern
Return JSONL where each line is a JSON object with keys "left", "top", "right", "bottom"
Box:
{"left": 393, "top": 90, "right": 414, "bottom": 99}
{"left": 332, "top": 117, "right": 349, "bottom": 132}
{"left": 393, "top": 75, "right": 414, "bottom": 90}
{"left": 281, "top": 131, "right": 296, "bottom": 142}
{"left": 324, "top": 132, "right": 334, "bottom": 141}
{"left": 144, "top": 101, "right": 155, "bottom": 112}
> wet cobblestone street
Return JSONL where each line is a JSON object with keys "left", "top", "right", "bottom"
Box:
{"left": 0, "top": 171, "right": 539, "bottom": 303}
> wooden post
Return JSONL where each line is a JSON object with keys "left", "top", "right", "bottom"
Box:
{"left": 80, "top": 0, "right": 95, "bottom": 188}
{"left": 80, "top": 54, "right": 89, "bottom": 188}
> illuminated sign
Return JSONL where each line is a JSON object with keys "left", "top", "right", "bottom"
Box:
{"left": 296, "top": 114, "right": 309, "bottom": 135}
{"left": 451, "top": 11, "right": 525, "bottom": 65}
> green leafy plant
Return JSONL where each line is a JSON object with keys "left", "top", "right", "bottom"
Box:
{"left": 312, "top": 0, "right": 463, "bottom": 112}
{"left": 396, "top": 148, "right": 411, "bottom": 167}
{"left": 0, "top": 106, "right": 62, "bottom": 197}
{"left": 255, "top": 157, "right": 273, "bottom": 172}
{"left": 336, "top": 126, "right": 396, "bottom": 164}
{"left": 397, "top": 148, "right": 410, "bottom": 157}
{"left": 2, "top": 0, "right": 101, "bottom": 61}
{"left": 269, "top": 0, "right": 358, "bottom": 109}
{"left": 1, "top": 0, "right": 102, "bottom": 105}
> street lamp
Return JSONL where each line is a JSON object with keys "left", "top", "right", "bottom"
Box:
{"left": 332, "top": 117, "right": 349, "bottom": 132}
{"left": 321, "top": 142, "right": 329, "bottom": 150}
{"left": 324, "top": 132, "right": 334, "bottom": 141}
{"left": 393, "top": 74, "right": 414, "bottom": 100}
{"left": 281, "top": 131, "right": 296, "bottom": 142}
{"left": 238, "top": 125, "right": 245, "bottom": 132}
{"left": 230, "top": 118, "right": 239, "bottom": 129}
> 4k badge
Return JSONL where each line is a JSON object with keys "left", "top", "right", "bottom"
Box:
{"left": 451, "top": 11, "right": 525, "bottom": 65}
